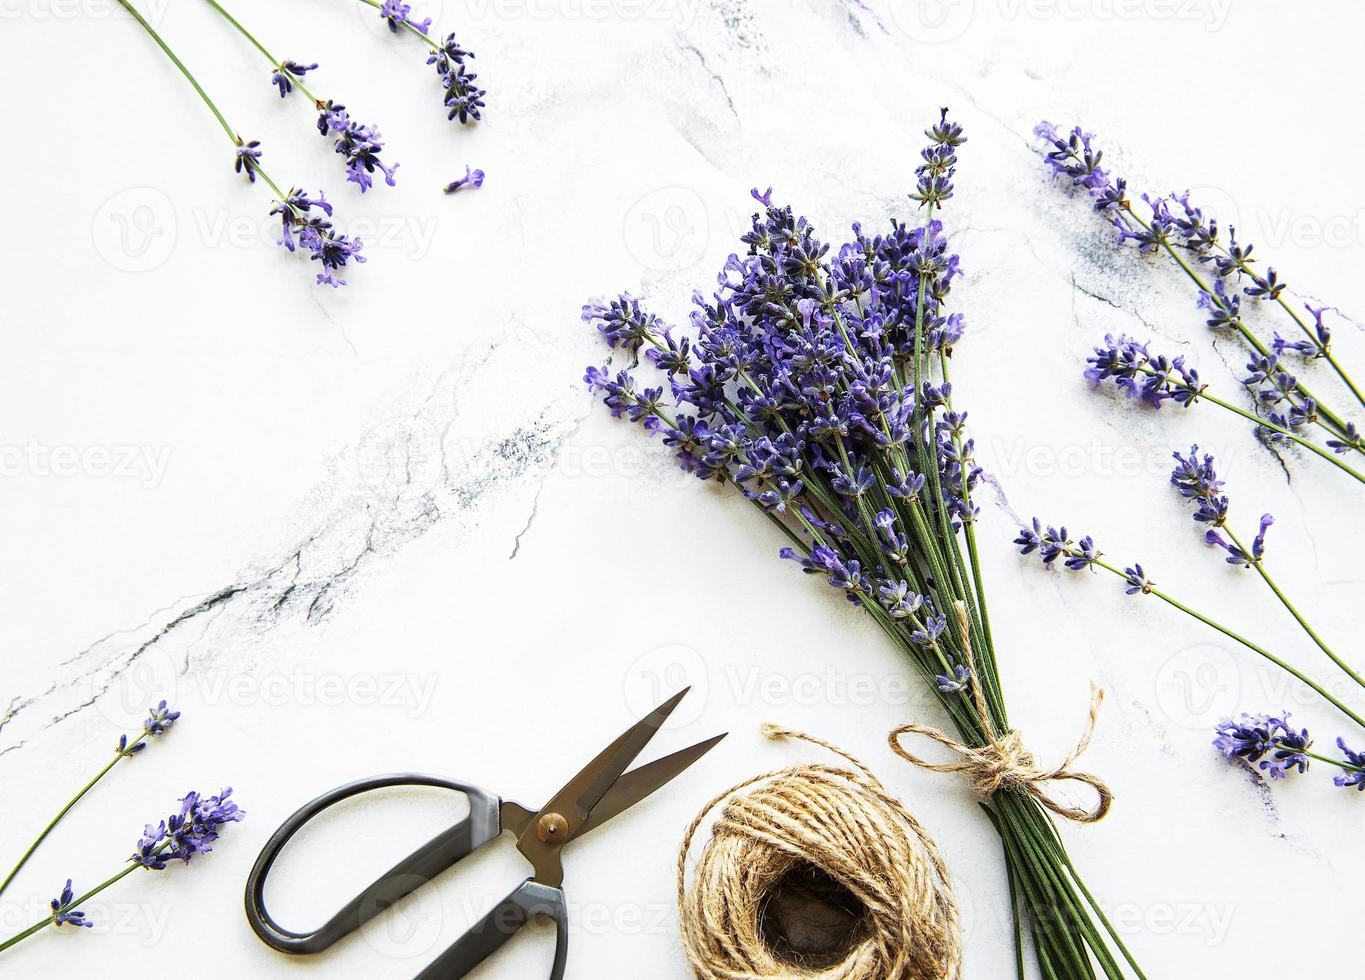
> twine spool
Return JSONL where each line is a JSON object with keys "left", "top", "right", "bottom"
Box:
{"left": 676, "top": 727, "right": 962, "bottom": 980}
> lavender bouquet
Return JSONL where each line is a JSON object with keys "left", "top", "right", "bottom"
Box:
{"left": 584, "top": 112, "right": 1144, "bottom": 978}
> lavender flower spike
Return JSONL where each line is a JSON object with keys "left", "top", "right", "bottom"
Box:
{"left": 1213, "top": 713, "right": 1311, "bottom": 780}
{"left": 50, "top": 880, "right": 91, "bottom": 928}
{"left": 234, "top": 138, "right": 263, "bottom": 183}
{"left": 134, "top": 788, "right": 245, "bottom": 869}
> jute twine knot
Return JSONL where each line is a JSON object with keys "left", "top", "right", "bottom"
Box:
{"left": 888, "top": 602, "right": 1113, "bottom": 824}
{"left": 676, "top": 727, "right": 962, "bottom": 980}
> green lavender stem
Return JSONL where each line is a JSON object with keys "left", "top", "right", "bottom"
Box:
{"left": 1120, "top": 206, "right": 1358, "bottom": 445}
{"left": 113, "top": 0, "right": 299, "bottom": 215}
{"left": 1269, "top": 296, "right": 1365, "bottom": 411}
{"left": 1302, "top": 748, "right": 1365, "bottom": 775}
{"left": 1221, "top": 524, "right": 1365, "bottom": 690}
{"left": 199, "top": 0, "right": 320, "bottom": 103}
{"left": 0, "top": 852, "right": 157, "bottom": 953}
{"left": 1133, "top": 364, "right": 1365, "bottom": 485}
{"left": 0, "top": 754, "right": 124, "bottom": 900}
{"left": 1094, "top": 559, "right": 1365, "bottom": 730}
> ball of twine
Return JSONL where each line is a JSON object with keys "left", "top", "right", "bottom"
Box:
{"left": 676, "top": 726, "right": 962, "bottom": 980}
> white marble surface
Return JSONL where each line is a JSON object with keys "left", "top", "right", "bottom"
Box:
{"left": 3, "top": 0, "right": 1364, "bottom": 976}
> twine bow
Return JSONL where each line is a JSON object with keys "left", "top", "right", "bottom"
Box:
{"left": 888, "top": 602, "right": 1113, "bottom": 824}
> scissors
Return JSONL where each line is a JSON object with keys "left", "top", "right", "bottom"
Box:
{"left": 244, "top": 687, "right": 722, "bottom": 979}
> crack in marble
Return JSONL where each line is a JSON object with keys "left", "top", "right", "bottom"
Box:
{"left": 1, "top": 340, "right": 582, "bottom": 759}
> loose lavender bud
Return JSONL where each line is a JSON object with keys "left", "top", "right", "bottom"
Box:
{"left": 271, "top": 59, "right": 317, "bottom": 98}
{"left": 1213, "top": 713, "right": 1311, "bottom": 780}
{"left": 443, "top": 165, "right": 484, "bottom": 194}
{"left": 50, "top": 880, "right": 91, "bottom": 928}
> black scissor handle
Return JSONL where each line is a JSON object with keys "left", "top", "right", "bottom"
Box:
{"left": 416, "top": 879, "right": 568, "bottom": 980}
{"left": 244, "top": 773, "right": 502, "bottom": 955}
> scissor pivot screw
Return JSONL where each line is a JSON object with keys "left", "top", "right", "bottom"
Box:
{"left": 537, "top": 812, "right": 568, "bottom": 844}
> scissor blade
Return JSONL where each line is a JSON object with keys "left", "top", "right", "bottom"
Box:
{"left": 549, "top": 687, "right": 691, "bottom": 828}
{"left": 578, "top": 732, "right": 726, "bottom": 837}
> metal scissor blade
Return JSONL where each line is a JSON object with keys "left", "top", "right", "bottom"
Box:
{"left": 533, "top": 687, "right": 691, "bottom": 836}
{"left": 577, "top": 732, "right": 726, "bottom": 837}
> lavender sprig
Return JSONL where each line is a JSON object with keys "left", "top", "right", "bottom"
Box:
{"left": 1213, "top": 713, "right": 1311, "bottom": 780}
{"left": 1214, "top": 716, "right": 1365, "bottom": 793}
{"left": 1084, "top": 332, "right": 1365, "bottom": 485}
{"left": 0, "top": 702, "right": 180, "bottom": 901}
{"left": 1036, "top": 121, "right": 1365, "bottom": 433}
{"left": 114, "top": 0, "right": 365, "bottom": 286}
{"left": 1015, "top": 519, "right": 1365, "bottom": 731}
{"left": 350, "top": 0, "right": 486, "bottom": 126}
{"left": 198, "top": 0, "right": 400, "bottom": 192}
{"left": 1169, "top": 445, "right": 1364, "bottom": 689}
{"left": 0, "top": 790, "right": 244, "bottom": 954}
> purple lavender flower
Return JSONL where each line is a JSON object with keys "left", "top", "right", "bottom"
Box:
{"left": 583, "top": 294, "right": 664, "bottom": 363}
{"left": 936, "top": 664, "right": 970, "bottom": 693}
{"left": 1333, "top": 738, "right": 1365, "bottom": 791}
{"left": 443, "top": 165, "right": 484, "bottom": 194}
{"left": 50, "top": 880, "right": 91, "bottom": 928}
{"left": 1169, "top": 445, "right": 1227, "bottom": 525}
{"left": 1016, "top": 519, "right": 1108, "bottom": 575}
{"left": 311, "top": 103, "right": 398, "bottom": 191}
{"left": 1204, "top": 514, "right": 1273, "bottom": 568}
{"left": 134, "top": 788, "right": 245, "bottom": 869}
{"left": 425, "top": 32, "right": 484, "bottom": 125}
{"left": 1327, "top": 422, "right": 1361, "bottom": 455}
{"left": 582, "top": 112, "right": 984, "bottom": 668}
{"left": 269, "top": 190, "right": 364, "bottom": 287}
{"left": 234, "top": 138, "right": 263, "bottom": 183}
{"left": 1085, "top": 334, "right": 1203, "bottom": 408}
{"left": 142, "top": 699, "right": 180, "bottom": 736}
{"left": 910, "top": 109, "right": 963, "bottom": 208}
{"left": 1213, "top": 713, "right": 1311, "bottom": 780}
{"left": 378, "top": 0, "right": 431, "bottom": 34}
{"left": 271, "top": 59, "right": 317, "bottom": 98}
{"left": 1122, "top": 564, "right": 1152, "bottom": 595}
